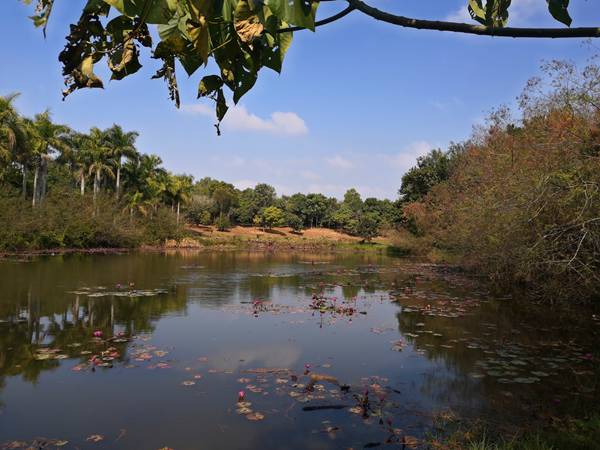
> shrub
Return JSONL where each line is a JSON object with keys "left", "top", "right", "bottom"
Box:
{"left": 214, "top": 214, "right": 231, "bottom": 231}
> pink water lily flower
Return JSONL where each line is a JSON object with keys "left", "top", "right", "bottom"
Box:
{"left": 93, "top": 330, "right": 103, "bottom": 338}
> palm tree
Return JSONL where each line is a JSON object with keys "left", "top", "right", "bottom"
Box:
{"left": 71, "top": 133, "right": 92, "bottom": 196}
{"left": 104, "top": 124, "right": 139, "bottom": 199}
{"left": 122, "top": 191, "right": 147, "bottom": 222}
{"left": 86, "top": 127, "right": 114, "bottom": 205}
{"left": 26, "top": 111, "right": 70, "bottom": 207}
{"left": 55, "top": 130, "right": 88, "bottom": 194}
{"left": 168, "top": 174, "right": 194, "bottom": 224}
{"left": 0, "top": 93, "right": 21, "bottom": 161}
{"left": 0, "top": 93, "right": 29, "bottom": 196}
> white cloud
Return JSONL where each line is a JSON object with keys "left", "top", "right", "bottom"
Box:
{"left": 300, "top": 170, "right": 320, "bottom": 181}
{"left": 233, "top": 179, "right": 259, "bottom": 190}
{"left": 384, "top": 140, "right": 433, "bottom": 171}
{"left": 446, "top": 5, "right": 470, "bottom": 22}
{"left": 181, "top": 103, "right": 308, "bottom": 135}
{"left": 181, "top": 103, "right": 213, "bottom": 116}
{"left": 445, "top": 0, "right": 544, "bottom": 26}
{"left": 188, "top": 140, "right": 441, "bottom": 200}
{"left": 326, "top": 155, "right": 355, "bottom": 169}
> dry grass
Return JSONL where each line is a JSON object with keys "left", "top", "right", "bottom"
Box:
{"left": 187, "top": 225, "right": 391, "bottom": 245}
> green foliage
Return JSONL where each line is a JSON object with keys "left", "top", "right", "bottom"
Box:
{"left": 23, "top": 1, "right": 577, "bottom": 128}
{"left": 260, "top": 205, "right": 286, "bottom": 229}
{"left": 214, "top": 214, "right": 231, "bottom": 231}
{"left": 286, "top": 213, "right": 303, "bottom": 232}
{"left": 343, "top": 188, "right": 362, "bottom": 211}
{"left": 0, "top": 187, "right": 181, "bottom": 251}
{"left": 399, "top": 147, "right": 461, "bottom": 203}
{"left": 185, "top": 194, "right": 214, "bottom": 225}
{"left": 355, "top": 211, "right": 380, "bottom": 242}
{"left": 438, "top": 415, "right": 600, "bottom": 450}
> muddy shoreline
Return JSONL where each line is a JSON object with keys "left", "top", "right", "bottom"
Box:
{"left": 0, "top": 240, "right": 390, "bottom": 259}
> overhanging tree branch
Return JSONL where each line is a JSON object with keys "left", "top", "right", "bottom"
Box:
{"left": 348, "top": 0, "right": 600, "bottom": 38}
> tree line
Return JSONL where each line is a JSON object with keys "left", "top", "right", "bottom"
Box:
{"left": 0, "top": 96, "right": 404, "bottom": 248}
{"left": 186, "top": 179, "right": 401, "bottom": 240}
{"left": 0, "top": 94, "right": 194, "bottom": 224}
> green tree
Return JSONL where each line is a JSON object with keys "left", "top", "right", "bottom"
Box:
{"left": 286, "top": 213, "right": 303, "bottom": 233}
{"left": 104, "top": 124, "right": 139, "bottom": 199}
{"left": 343, "top": 188, "right": 362, "bottom": 212}
{"left": 168, "top": 174, "right": 194, "bottom": 224}
{"left": 25, "top": 111, "right": 70, "bottom": 207}
{"left": 0, "top": 94, "right": 28, "bottom": 195}
{"left": 260, "top": 206, "right": 286, "bottom": 230}
{"left": 399, "top": 149, "right": 454, "bottom": 203}
{"left": 212, "top": 184, "right": 238, "bottom": 222}
{"left": 86, "top": 127, "right": 114, "bottom": 205}
{"left": 356, "top": 212, "right": 380, "bottom": 242}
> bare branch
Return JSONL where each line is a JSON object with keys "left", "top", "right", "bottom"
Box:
{"left": 348, "top": 0, "right": 600, "bottom": 39}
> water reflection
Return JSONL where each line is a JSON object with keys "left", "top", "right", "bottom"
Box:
{"left": 0, "top": 253, "right": 597, "bottom": 449}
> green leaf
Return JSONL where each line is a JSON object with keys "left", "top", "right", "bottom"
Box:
{"left": 547, "top": 0, "right": 572, "bottom": 26}
{"left": 84, "top": 0, "right": 110, "bottom": 15}
{"left": 263, "top": 0, "right": 319, "bottom": 31}
{"left": 468, "top": 0, "right": 486, "bottom": 24}
{"left": 485, "top": 0, "right": 511, "bottom": 27}
{"left": 198, "top": 75, "right": 223, "bottom": 97}
{"left": 102, "top": 0, "right": 177, "bottom": 24}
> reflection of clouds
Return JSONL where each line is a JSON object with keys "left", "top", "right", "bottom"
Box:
{"left": 212, "top": 344, "right": 302, "bottom": 371}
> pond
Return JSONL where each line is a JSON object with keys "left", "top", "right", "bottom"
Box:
{"left": 0, "top": 252, "right": 598, "bottom": 449}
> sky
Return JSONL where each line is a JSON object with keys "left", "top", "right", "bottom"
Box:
{"left": 1, "top": 0, "right": 599, "bottom": 200}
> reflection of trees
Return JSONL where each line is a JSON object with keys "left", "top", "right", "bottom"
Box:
{"left": 394, "top": 288, "right": 600, "bottom": 423}
{"left": 0, "top": 285, "right": 188, "bottom": 396}
{"left": 0, "top": 251, "right": 412, "bottom": 398}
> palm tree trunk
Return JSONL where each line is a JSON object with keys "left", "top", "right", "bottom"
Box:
{"left": 21, "top": 165, "right": 27, "bottom": 199}
{"left": 93, "top": 169, "right": 99, "bottom": 203}
{"left": 177, "top": 201, "right": 181, "bottom": 225}
{"left": 38, "top": 157, "right": 48, "bottom": 205}
{"left": 115, "top": 164, "right": 121, "bottom": 199}
{"left": 80, "top": 173, "right": 85, "bottom": 196}
{"left": 32, "top": 166, "right": 39, "bottom": 207}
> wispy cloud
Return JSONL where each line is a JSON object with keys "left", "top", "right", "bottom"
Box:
{"left": 232, "top": 179, "right": 259, "bottom": 190}
{"left": 181, "top": 103, "right": 308, "bottom": 135}
{"left": 188, "top": 141, "right": 439, "bottom": 200}
{"left": 384, "top": 140, "right": 433, "bottom": 171}
{"left": 326, "top": 155, "right": 355, "bottom": 169}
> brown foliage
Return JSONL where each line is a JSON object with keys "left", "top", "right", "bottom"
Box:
{"left": 405, "top": 65, "right": 600, "bottom": 302}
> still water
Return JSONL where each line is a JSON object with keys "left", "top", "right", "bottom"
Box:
{"left": 0, "top": 252, "right": 598, "bottom": 449}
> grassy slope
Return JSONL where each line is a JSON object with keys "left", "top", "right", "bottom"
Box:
{"left": 170, "top": 226, "right": 393, "bottom": 251}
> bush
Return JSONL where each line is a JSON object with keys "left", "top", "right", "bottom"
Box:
{"left": 286, "top": 213, "right": 303, "bottom": 233}
{"left": 0, "top": 187, "right": 182, "bottom": 251}
{"left": 214, "top": 215, "right": 231, "bottom": 231}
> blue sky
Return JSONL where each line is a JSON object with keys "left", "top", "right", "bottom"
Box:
{"left": 1, "top": 0, "right": 599, "bottom": 199}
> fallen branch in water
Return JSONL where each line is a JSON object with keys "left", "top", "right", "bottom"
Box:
{"left": 241, "top": 368, "right": 291, "bottom": 374}
{"left": 302, "top": 404, "right": 350, "bottom": 411}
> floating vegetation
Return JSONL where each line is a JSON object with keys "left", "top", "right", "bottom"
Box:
{"left": 67, "top": 286, "right": 169, "bottom": 298}
{"left": 2, "top": 257, "right": 599, "bottom": 449}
